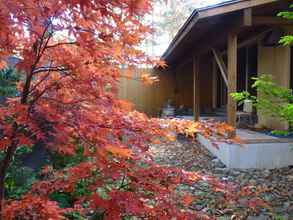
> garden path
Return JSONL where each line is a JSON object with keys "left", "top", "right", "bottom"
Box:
{"left": 150, "top": 136, "right": 293, "bottom": 220}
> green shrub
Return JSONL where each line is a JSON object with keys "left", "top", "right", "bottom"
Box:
{"left": 230, "top": 91, "right": 250, "bottom": 105}
{"left": 231, "top": 74, "right": 293, "bottom": 130}
{"left": 0, "top": 146, "right": 37, "bottom": 199}
{"left": 0, "top": 67, "right": 20, "bottom": 97}
{"left": 50, "top": 191, "right": 74, "bottom": 208}
{"left": 50, "top": 145, "right": 86, "bottom": 169}
{"left": 270, "top": 130, "right": 290, "bottom": 137}
{"left": 64, "top": 211, "right": 87, "bottom": 220}
{"left": 277, "top": 4, "right": 293, "bottom": 46}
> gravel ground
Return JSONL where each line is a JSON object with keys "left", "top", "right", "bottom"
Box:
{"left": 149, "top": 135, "right": 293, "bottom": 220}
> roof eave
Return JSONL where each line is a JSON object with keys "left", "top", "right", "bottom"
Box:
{"left": 161, "top": 0, "right": 278, "bottom": 64}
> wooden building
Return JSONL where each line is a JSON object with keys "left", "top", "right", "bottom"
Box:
{"left": 117, "top": 0, "right": 293, "bottom": 168}
{"left": 157, "top": 0, "right": 293, "bottom": 129}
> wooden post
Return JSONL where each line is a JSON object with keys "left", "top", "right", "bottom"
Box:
{"left": 227, "top": 32, "right": 237, "bottom": 128}
{"left": 219, "top": 71, "right": 223, "bottom": 107}
{"left": 245, "top": 46, "right": 249, "bottom": 91}
{"left": 212, "top": 59, "right": 217, "bottom": 110}
{"left": 193, "top": 56, "right": 200, "bottom": 121}
{"left": 243, "top": 8, "right": 252, "bottom": 26}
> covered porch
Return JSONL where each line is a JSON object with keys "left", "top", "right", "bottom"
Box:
{"left": 160, "top": 0, "right": 293, "bottom": 169}
{"left": 161, "top": 0, "right": 292, "bottom": 131}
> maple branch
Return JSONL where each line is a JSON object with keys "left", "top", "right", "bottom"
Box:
{"left": 74, "top": 26, "right": 96, "bottom": 35}
{"left": 32, "top": 66, "right": 69, "bottom": 74}
{"left": 45, "top": 41, "right": 77, "bottom": 49}
{"left": 21, "top": 20, "right": 53, "bottom": 104}
{"left": 29, "top": 73, "right": 70, "bottom": 106}
{"left": 118, "top": 174, "right": 128, "bottom": 190}
{"left": 28, "top": 62, "right": 54, "bottom": 95}
{"left": 41, "top": 97, "right": 92, "bottom": 105}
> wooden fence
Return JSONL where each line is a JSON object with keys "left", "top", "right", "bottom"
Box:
{"left": 118, "top": 68, "right": 175, "bottom": 116}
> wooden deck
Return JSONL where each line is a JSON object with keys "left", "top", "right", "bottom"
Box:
{"left": 198, "top": 129, "right": 293, "bottom": 169}
{"left": 237, "top": 129, "right": 293, "bottom": 144}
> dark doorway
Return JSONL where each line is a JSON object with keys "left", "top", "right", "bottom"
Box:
{"left": 291, "top": 47, "right": 293, "bottom": 90}
{"left": 246, "top": 44, "right": 258, "bottom": 96}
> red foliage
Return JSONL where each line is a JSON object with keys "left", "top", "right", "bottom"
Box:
{"left": 0, "top": 0, "right": 199, "bottom": 219}
{"left": 4, "top": 195, "right": 64, "bottom": 220}
{"left": 0, "top": 1, "right": 263, "bottom": 219}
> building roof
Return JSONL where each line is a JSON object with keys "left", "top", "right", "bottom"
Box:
{"left": 161, "top": 0, "right": 278, "bottom": 65}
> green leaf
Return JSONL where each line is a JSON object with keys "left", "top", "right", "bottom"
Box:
{"left": 96, "top": 187, "right": 109, "bottom": 200}
{"left": 49, "top": 192, "right": 74, "bottom": 208}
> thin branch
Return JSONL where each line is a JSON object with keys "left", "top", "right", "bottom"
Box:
{"left": 45, "top": 41, "right": 77, "bottom": 49}
{"left": 118, "top": 174, "right": 128, "bottom": 190}
{"left": 21, "top": 20, "right": 53, "bottom": 104}
{"left": 28, "top": 62, "right": 53, "bottom": 95}
{"left": 41, "top": 97, "right": 92, "bottom": 105}
{"left": 29, "top": 73, "right": 70, "bottom": 106}
{"left": 32, "top": 66, "right": 69, "bottom": 74}
{"left": 29, "top": 73, "right": 51, "bottom": 94}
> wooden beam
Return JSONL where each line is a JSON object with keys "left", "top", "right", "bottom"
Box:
{"left": 222, "top": 29, "right": 273, "bottom": 55}
{"left": 191, "top": 17, "right": 244, "bottom": 59}
{"left": 227, "top": 32, "right": 237, "bottom": 129}
{"left": 164, "top": 0, "right": 277, "bottom": 66}
{"left": 211, "top": 48, "right": 228, "bottom": 86}
{"left": 252, "top": 16, "right": 293, "bottom": 25}
{"left": 186, "top": 16, "right": 286, "bottom": 60}
{"left": 198, "top": 0, "right": 277, "bottom": 19}
{"left": 243, "top": 8, "right": 252, "bottom": 26}
{"left": 193, "top": 56, "right": 200, "bottom": 122}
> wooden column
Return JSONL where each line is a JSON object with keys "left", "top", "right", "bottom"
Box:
{"left": 212, "top": 59, "right": 217, "bottom": 109}
{"left": 227, "top": 32, "right": 237, "bottom": 128}
{"left": 243, "top": 8, "right": 252, "bottom": 26}
{"left": 245, "top": 46, "right": 249, "bottom": 91}
{"left": 193, "top": 56, "right": 200, "bottom": 121}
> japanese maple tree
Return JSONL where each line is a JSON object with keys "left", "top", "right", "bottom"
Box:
{"left": 0, "top": 0, "right": 255, "bottom": 219}
{"left": 0, "top": 0, "right": 196, "bottom": 219}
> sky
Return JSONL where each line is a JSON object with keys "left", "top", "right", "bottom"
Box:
{"left": 150, "top": 0, "right": 228, "bottom": 57}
